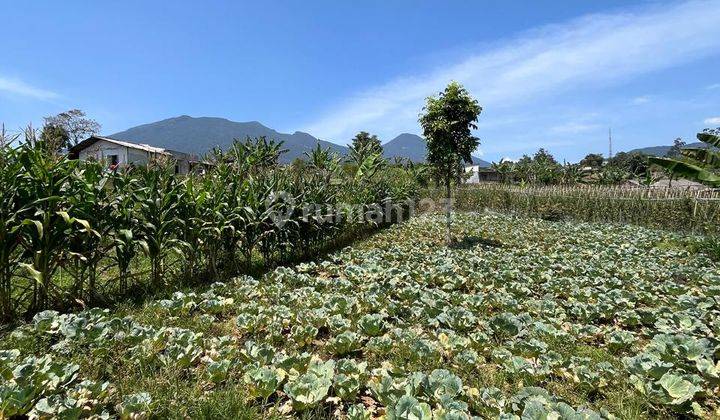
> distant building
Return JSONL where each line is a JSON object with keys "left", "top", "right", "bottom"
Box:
{"left": 68, "top": 136, "right": 196, "bottom": 174}
{"left": 465, "top": 165, "right": 501, "bottom": 183}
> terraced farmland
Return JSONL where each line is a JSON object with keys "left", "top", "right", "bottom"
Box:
{"left": 1, "top": 212, "right": 719, "bottom": 419}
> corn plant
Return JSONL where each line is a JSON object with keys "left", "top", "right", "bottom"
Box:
{"left": 106, "top": 169, "right": 140, "bottom": 294}
{"left": 0, "top": 129, "right": 420, "bottom": 321}
{"left": 65, "top": 160, "right": 114, "bottom": 300}
{"left": 15, "top": 137, "right": 94, "bottom": 312}
{"left": 0, "top": 132, "right": 24, "bottom": 319}
{"left": 133, "top": 161, "right": 186, "bottom": 287}
{"left": 177, "top": 174, "right": 206, "bottom": 282}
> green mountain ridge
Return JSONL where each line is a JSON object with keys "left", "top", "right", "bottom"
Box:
{"left": 627, "top": 142, "right": 707, "bottom": 157}
{"left": 109, "top": 115, "right": 490, "bottom": 165}
{"left": 110, "top": 115, "right": 346, "bottom": 163}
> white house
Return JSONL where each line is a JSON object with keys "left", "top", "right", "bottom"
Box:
{"left": 69, "top": 136, "right": 195, "bottom": 174}
{"left": 464, "top": 165, "right": 501, "bottom": 183}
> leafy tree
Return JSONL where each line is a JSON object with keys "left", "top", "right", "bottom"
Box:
{"left": 650, "top": 129, "right": 720, "bottom": 187}
{"left": 531, "top": 149, "right": 562, "bottom": 184}
{"left": 579, "top": 153, "right": 604, "bottom": 169}
{"left": 666, "top": 137, "right": 686, "bottom": 158}
{"left": 533, "top": 148, "right": 558, "bottom": 166}
{"left": 38, "top": 123, "right": 70, "bottom": 154}
{"left": 419, "top": 82, "right": 481, "bottom": 244}
{"left": 513, "top": 155, "right": 533, "bottom": 184}
{"left": 560, "top": 163, "right": 583, "bottom": 185}
{"left": 43, "top": 109, "right": 101, "bottom": 147}
{"left": 491, "top": 159, "right": 514, "bottom": 183}
{"left": 597, "top": 165, "right": 629, "bottom": 185}
{"left": 508, "top": 149, "right": 563, "bottom": 185}
{"left": 348, "top": 131, "right": 383, "bottom": 164}
{"left": 609, "top": 152, "right": 648, "bottom": 176}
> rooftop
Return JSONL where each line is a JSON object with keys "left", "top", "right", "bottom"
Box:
{"left": 69, "top": 136, "right": 191, "bottom": 159}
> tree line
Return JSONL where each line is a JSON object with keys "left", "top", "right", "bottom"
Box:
{"left": 486, "top": 143, "right": 713, "bottom": 187}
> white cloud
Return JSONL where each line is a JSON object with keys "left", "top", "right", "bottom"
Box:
{"left": 704, "top": 117, "right": 720, "bottom": 125}
{"left": 550, "top": 122, "right": 601, "bottom": 134}
{"left": 632, "top": 95, "right": 651, "bottom": 105}
{"left": 707, "top": 83, "right": 720, "bottom": 90}
{"left": 0, "top": 76, "right": 59, "bottom": 100}
{"left": 302, "top": 1, "right": 720, "bottom": 143}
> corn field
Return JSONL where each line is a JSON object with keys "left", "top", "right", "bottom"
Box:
{"left": 0, "top": 132, "right": 421, "bottom": 322}
{"left": 442, "top": 183, "right": 720, "bottom": 232}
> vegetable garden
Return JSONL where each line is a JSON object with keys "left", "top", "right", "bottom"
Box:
{"left": 444, "top": 184, "right": 720, "bottom": 233}
{"left": 2, "top": 212, "right": 719, "bottom": 418}
{"left": 0, "top": 133, "right": 420, "bottom": 322}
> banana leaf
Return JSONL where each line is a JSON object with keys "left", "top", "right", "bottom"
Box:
{"left": 697, "top": 132, "right": 720, "bottom": 148}
{"left": 649, "top": 157, "right": 720, "bottom": 187}
{"left": 681, "top": 147, "right": 720, "bottom": 168}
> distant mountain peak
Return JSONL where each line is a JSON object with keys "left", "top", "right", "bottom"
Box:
{"left": 382, "top": 133, "right": 489, "bottom": 166}
{"left": 110, "top": 116, "right": 346, "bottom": 163}
{"left": 627, "top": 141, "right": 707, "bottom": 157}
{"left": 109, "top": 116, "right": 482, "bottom": 165}
{"left": 384, "top": 132, "right": 423, "bottom": 144}
{"left": 292, "top": 131, "right": 315, "bottom": 137}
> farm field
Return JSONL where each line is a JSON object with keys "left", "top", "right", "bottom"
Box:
{"left": 1, "top": 212, "right": 719, "bottom": 419}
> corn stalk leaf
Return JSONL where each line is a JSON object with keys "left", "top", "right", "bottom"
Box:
{"left": 18, "top": 262, "right": 43, "bottom": 284}
{"left": 22, "top": 219, "right": 44, "bottom": 239}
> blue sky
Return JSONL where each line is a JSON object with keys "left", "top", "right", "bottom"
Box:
{"left": 1, "top": 0, "right": 719, "bottom": 162}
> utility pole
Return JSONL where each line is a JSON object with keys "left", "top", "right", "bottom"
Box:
{"left": 608, "top": 128, "right": 613, "bottom": 160}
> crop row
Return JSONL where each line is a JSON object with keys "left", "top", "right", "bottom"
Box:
{"left": 2, "top": 213, "right": 718, "bottom": 418}
{"left": 440, "top": 183, "right": 720, "bottom": 232}
{"left": 0, "top": 137, "right": 420, "bottom": 321}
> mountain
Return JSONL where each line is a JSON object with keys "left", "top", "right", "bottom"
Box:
{"left": 627, "top": 142, "right": 706, "bottom": 157}
{"left": 110, "top": 116, "right": 490, "bottom": 166}
{"left": 382, "top": 133, "right": 491, "bottom": 167}
{"left": 110, "top": 115, "right": 348, "bottom": 163}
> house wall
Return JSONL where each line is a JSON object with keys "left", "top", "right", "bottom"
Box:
{"left": 78, "top": 140, "right": 128, "bottom": 165}
{"left": 479, "top": 172, "right": 502, "bottom": 182}
{"left": 464, "top": 166, "right": 501, "bottom": 183}
{"left": 127, "top": 148, "right": 151, "bottom": 166}
{"left": 178, "top": 160, "right": 189, "bottom": 174}
{"left": 465, "top": 166, "right": 480, "bottom": 184}
{"left": 169, "top": 151, "right": 191, "bottom": 174}
{"left": 77, "top": 140, "right": 191, "bottom": 174}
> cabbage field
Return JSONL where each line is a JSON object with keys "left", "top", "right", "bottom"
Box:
{"left": 1, "top": 212, "right": 719, "bottom": 419}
